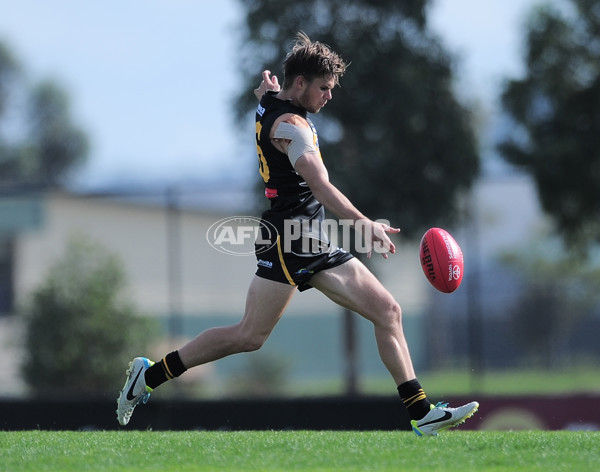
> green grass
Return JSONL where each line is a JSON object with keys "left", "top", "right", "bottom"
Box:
{"left": 276, "top": 366, "right": 600, "bottom": 398}
{"left": 1, "top": 431, "right": 598, "bottom": 472}
{"left": 417, "top": 366, "right": 600, "bottom": 396}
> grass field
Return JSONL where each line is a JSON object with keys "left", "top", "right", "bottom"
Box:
{"left": 283, "top": 366, "right": 600, "bottom": 398}
{"left": 1, "top": 430, "right": 598, "bottom": 472}
{"left": 174, "top": 365, "right": 600, "bottom": 400}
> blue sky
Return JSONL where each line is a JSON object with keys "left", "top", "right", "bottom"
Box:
{"left": 0, "top": 0, "right": 548, "bottom": 188}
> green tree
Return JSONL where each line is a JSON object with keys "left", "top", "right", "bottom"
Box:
{"left": 499, "top": 1, "right": 600, "bottom": 252}
{"left": 23, "top": 81, "right": 89, "bottom": 185}
{"left": 21, "top": 235, "right": 156, "bottom": 397}
{"left": 0, "top": 41, "right": 88, "bottom": 187}
{"left": 0, "top": 42, "right": 21, "bottom": 175}
{"left": 0, "top": 42, "right": 19, "bottom": 121}
{"left": 235, "top": 0, "right": 480, "bottom": 236}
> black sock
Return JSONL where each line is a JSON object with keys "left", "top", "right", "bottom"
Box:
{"left": 144, "top": 351, "right": 188, "bottom": 390}
{"left": 397, "top": 378, "right": 431, "bottom": 420}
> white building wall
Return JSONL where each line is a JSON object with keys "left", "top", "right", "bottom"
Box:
{"left": 14, "top": 192, "right": 429, "bottom": 319}
{"left": 13, "top": 176, "right": 543, "bottom": 321}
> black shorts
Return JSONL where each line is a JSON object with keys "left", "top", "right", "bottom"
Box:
{"left": 255, "top": 235, "right": 353, "bottom": 292}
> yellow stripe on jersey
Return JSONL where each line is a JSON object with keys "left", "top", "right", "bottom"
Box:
{"left": 277, "top": 235, "right": 296, "bottom": 286}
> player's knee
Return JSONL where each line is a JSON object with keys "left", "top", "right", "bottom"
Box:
{"left": 388, "top": 302, "right": 403, "bottom": 327}
{"left": 375, "top": 300, "right": 403, "bottom": 331}
{"left": 243, "top": 338, "right": 266, "bottom": 352}
{"left": 237, "top": 331, "right": 268, "bottom": 352}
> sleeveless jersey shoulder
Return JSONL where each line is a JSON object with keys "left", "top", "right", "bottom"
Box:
{"left": 255, "top": 93, "right": 310, "bottom": 195}
{"left": 255, "top": 93, "right": 323, "bottom": 222}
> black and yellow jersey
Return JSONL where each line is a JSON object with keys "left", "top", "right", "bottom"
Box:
{"left": 255, "top": 91, "right": 323, "bottom": 220}
{"left": 253, "top": 92, "right": 353, "bottom": 290}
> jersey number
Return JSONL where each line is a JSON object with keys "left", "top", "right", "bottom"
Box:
{"left": 256, "top": 121, "right": 270, "bottom": 183}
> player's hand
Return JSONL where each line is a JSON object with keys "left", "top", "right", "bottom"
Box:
{"left": 364, "top": 220, "right": 401, "bottom": 259}
{"left": 254, "top": 70, "right": 280, "bottom": 100}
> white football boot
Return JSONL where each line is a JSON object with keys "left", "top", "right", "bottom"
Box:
{"left": 116, "top": 357, "right": 154, "bottom": 426}
{"left": 411, "top": 401, "right": 479, "bottom": 436}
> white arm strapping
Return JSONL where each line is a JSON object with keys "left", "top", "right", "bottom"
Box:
{"left": 273, "top": 122, "right": 318, "bottom": 167}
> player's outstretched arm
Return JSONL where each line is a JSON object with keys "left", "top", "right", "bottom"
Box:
{"left": 295, "top": 151, "right": 400, "bottom": 259}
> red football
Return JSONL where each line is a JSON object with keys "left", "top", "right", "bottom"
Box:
{"left": 419, "top": 227, "right": 464, "bottom": 293}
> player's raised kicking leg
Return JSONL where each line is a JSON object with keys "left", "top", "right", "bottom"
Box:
{"left": 310, "top": 257, "right": 479, "bottom": 436}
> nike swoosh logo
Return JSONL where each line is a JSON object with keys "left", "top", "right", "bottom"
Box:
{"left": 418, "top": 410, "right": 452, "bottom": 427}
{"left": 126, "top": 367, "right": 144, "bottom": 401}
